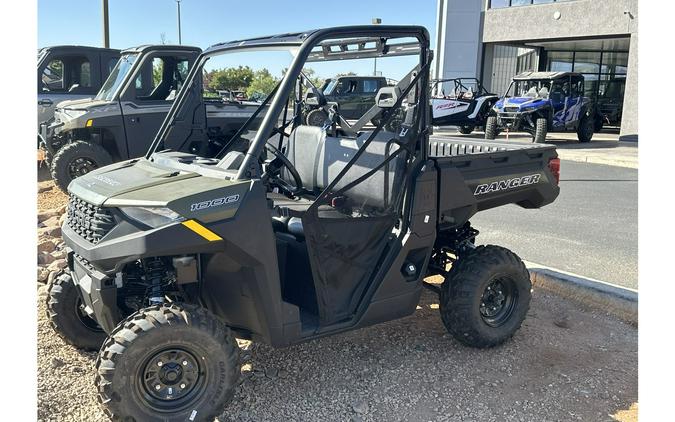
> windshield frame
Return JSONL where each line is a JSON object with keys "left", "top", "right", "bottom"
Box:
{"left": 94, "top": 53, "right": 139, "bottom": 102}
{"left": 504, "top": 79, "right": 553, "bottom": 99}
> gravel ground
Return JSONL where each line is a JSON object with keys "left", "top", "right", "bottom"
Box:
{"left": 37, "top": 180, "right": 68, "bottom": 212}
{"left": 37, "top": 284, "right": 637, "bottom": 422}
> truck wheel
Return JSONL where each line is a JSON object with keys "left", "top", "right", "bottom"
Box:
{"left": 50, "top": 141, "right": 113, "bottom": 192}
{"left": 533, "top": 118, "right": 547, "bottom": 143}
{"left": 457, "top": 125, "right": 475, "bottom": 135}
{"left": 46, "top": 272, "right": 106, "bottom": 351}
{"left": 484, "top": 116, "right": 497, "bottom": 140}
{"left": 577, "top": 115, "right": 594, "bottom": 143}
{"left": 439, "top": 245, "right": 531, "bottom": 348}
{"left": 306, "top": 109, "right": 329, "bottom": 127}
{"left": 96, "top": 304, "right": 240, "bottom": 422}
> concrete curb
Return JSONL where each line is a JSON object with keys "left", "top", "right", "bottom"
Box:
{"left": 554, "top": 153, "right": 638, "bottom": 169}
{"left": 525, "top": 261, "right": 638, "bottom": 325}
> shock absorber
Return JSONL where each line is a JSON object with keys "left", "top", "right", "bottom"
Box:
{"left": 143, "top": 257, "right": 166, "bottom": 305}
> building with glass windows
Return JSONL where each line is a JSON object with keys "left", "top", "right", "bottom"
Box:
{"left": 434, "top": 0, "right": 638, "bottom": 140}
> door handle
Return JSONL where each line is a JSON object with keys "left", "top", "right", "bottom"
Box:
{"left": 38, "top": 99, "right": 53, "bottom": 107}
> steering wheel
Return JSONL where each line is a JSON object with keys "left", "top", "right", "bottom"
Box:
{"left": 263, "top": 143, "right": 304, "bottom": 196}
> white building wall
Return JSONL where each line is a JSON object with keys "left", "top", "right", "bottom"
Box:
{"left": 434, "top": 0, "right": 484, "bottom": 80}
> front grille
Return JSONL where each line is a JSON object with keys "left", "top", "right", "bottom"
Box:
{"left": 67, "top": 195, "right": 116, "bottom": 244}
{"left": 503, "top": 107, "right": 520, "bottom": 113}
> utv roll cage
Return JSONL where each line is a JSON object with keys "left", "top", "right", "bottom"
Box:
{"left": 431, "top": 77, "right": 492, "bottom": 98}
{"left": 147, "top": 26, "right": 430, "bottom": 180}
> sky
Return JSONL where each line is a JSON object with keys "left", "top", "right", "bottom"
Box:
{"left": 38, "top": 0, "right": 437, "bottom": 80}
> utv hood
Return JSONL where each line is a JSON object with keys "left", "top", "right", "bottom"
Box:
{"left": 68, "top": 159, "right": 200, "bottom": 206}
{"left": 56, "top": 97, "right": 98, "bottom": 109}
{"left": 52, "top": 99, "right": 119, "bottom": 132}
{"left": 495, "top": 97, "right": 548, "bottom": 111}
{"left": 68, "top": 157, "right": 250, "bottom": 223}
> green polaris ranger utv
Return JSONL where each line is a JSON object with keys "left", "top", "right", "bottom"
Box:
{"left": 47, "top": 26, "right": 561, "bottom": 421}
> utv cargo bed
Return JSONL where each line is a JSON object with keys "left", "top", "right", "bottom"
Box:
{"left": 428, "top": 139, "right": 560, "bottom": 228}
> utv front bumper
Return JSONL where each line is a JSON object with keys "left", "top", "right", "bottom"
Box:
{"left": 68, "top": 250, "right": 120, "bottom": 333}
{"left": 496, "top": 110, "right": 535, "bottom": 132}
{"left": 61, "top": 195, "right": 225, "bottom": 333}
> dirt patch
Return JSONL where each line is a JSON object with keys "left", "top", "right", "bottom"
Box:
{"left": 37, "top": 286, "right": 637, "bottom": 421}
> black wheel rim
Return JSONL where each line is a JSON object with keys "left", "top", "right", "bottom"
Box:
{"left": 479, "top": 277, "right": 518, "bottom": 327}
{"left": 75, "top": 297, "right": 103, "bottom": 332}
{"left": 139, "top": 348, "right": 206, "bottom": 412}
{"left": 68, "top": 157, "right": 98, "bottom": 178}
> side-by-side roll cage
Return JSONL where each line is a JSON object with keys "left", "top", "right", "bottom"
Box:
{"left": 146, "top": 26, "right": 431, "bottom": 177}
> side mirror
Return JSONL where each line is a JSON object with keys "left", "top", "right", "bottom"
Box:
{"left": 375, "top": 86, "right": 401, "bottom": 108}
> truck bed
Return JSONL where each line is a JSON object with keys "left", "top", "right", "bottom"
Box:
{"left": 428, "top": 139, "right": 560, "bottom": 229}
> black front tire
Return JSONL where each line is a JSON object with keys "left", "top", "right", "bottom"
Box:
{"left": 439, "top": 245, "right": 531, "bottom": 348}
{"left": 50, "top": 141, "right": 113, "bottom": 192}
{"left": 46, "top": 272, "right": 106, "bottom": 351}
{"left": 533, "top": 118, "right": 548, "bottom": 143}
{"left": 484, "top": 116, "right": 497, "bottom": 140}
{"left": 96, "top": 304, "right": 240, "bottom": 422}
{"left": 577, "top": 114, "right": 594, "bottom": 143}
{"left": 457, "top": 125, "right": 475, "bottom": 135}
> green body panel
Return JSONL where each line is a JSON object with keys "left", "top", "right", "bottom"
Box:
{"left": 68, "top": 158, "right": 250, "bottom": 223}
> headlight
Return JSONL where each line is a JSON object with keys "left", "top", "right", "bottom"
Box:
{"left": 120, "top": 207, "right": 185, "bottom": 228}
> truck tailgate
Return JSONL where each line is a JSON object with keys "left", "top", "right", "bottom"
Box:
{"left": 429, "top": 139, "right": 560, "bottom": 228}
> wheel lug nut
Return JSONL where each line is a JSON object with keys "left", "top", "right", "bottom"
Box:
{"left": 155, "top": 384, "right": 161, "bottom": 390}
{"left": 157, "top": 361, "right": 163, "bottom": 367}
{"left": 180, "top": 383, "right": 186, "bottom": 389}
{"left": 182, "top": 361, "right": 188, "bottom": 366}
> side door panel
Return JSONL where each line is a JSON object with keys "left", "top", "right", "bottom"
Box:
{"left": 549, "top": 80, "right": 567, "bottom": 129}
{"left": 120, "top": 52, "right": 196, "bottom": 158}
{"left": 38, "top": 52, "right": 99, "bottom": 125}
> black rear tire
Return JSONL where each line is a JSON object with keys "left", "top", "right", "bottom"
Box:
{"left": 96, "top": 304, "right": 240, "bottom": 422}
{"left": 50, "top": 141, "right": 113, "bottom": 192}
{"left": 577, "top": 114, "right": 594, "bottom": 143}
{"left": 439, "top": 245, "right": 531, "bottom": 348}
{"left": 484, "top": 116, "right": 498, "bottom": 140}
{"left": 457, "top": 125, "right": 475, "bottom": 135}
{"left": 533, "top": 118, "right": 547, "bottom": 143}
{"left": 46, "top": 272, "right": 106, "bottom": 351}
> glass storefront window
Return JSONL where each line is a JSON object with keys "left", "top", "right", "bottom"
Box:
{"left": 573, "top": 52, "right": 601, "bottom": 74}
{"left": 511, "top": 0, "right": 531, "bottom": 5}
{"left": 547, "top": 52, "right": 573, "bottom": 72}
{"left": 601, "top": 52, "right": 628, "bottom": 75}
{"left": 490, "top": 0, "right": 510, "bottom": 8}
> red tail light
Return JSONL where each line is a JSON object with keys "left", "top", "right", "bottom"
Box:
{"left": 548, "top": 158, "right": 560, "bottom": 185}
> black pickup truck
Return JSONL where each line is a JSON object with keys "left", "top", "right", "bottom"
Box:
{"left": 47, "top": 26, "right": 560, "bottom": 421}
{"left": 304, "top": 75, "right": 389, "bottom": 126}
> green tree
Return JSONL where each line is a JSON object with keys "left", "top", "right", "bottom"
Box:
{"left": 152, "top": 59, "right": 163, "bottom": 86}
{"left": 207, "top": 66, "right": 254, "bottom": 91}
{"left": 246, "top": 68, "right": 279, "bottom": 98}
